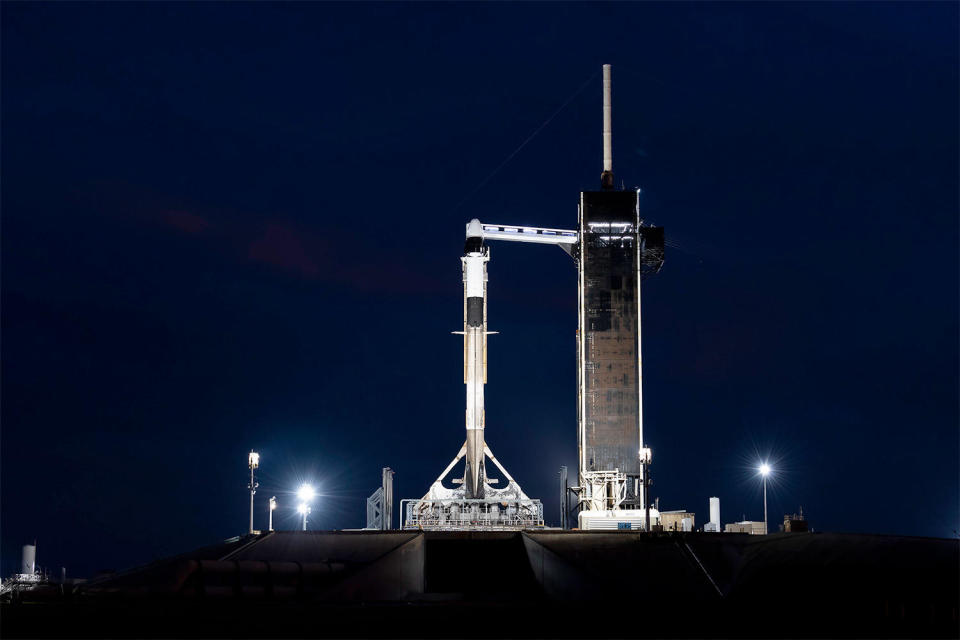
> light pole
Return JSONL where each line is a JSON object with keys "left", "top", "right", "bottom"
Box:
{"left": 248, "top": 451, "right": 260, "bottom": 534}
{"left": 759, "top": 463, "right": 771, "bottom": 535}
{"left": 268, "top": 496, "right": 277, "bottom": 532}
{"left": 297, "top": 484, "right": 315, "bottom": 531}
{"left": 297, "top": 503, "right": 312, "bottom": 531}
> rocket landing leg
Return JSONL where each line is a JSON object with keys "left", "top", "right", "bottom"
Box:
{"left": 403, "top": 441, "right": 543, "bottom": 530}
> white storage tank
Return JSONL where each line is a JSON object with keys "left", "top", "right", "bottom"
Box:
{"left": 709, "top": 497, "right": 720, "bottom": 527}
{"left": 21, "top": 544, "right": 36, "bottom": 575}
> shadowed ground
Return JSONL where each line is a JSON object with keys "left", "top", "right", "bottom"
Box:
{"left": 2, "top": 530, "right": 957, "bottom": 638}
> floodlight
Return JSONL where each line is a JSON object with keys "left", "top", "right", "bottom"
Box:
{"left": 759, "top": 463, "right": 771, "bottom": 477}
{"left": 297, "top": 484, "right": 316, "bottom": 502}
{"left": 248, "top": 451, "right": 260, "bottom": 469}
{"left": 269, "top": 497, "right": 278, "bottom": 510}
{"left": 297, "top": 502, "right": 312, "bottom": 531}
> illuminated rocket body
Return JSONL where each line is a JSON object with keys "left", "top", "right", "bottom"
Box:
{"left": 462, "top": 219, "right": 489, "bottom": 499}
{"left": 406, "top": 220, "right": 541, "bottom": 528}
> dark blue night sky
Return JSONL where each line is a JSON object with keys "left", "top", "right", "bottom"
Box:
{"left": 2, "top": 3, "right": 957, "bottom": 577}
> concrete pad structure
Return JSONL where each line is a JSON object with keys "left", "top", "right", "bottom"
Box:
{"left": 5, "top": 530, "right": 956, "bottom": 638}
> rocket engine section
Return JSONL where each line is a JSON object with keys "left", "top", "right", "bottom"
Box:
{"left": 462, "top": 225, "right": 489, "bottom": 499}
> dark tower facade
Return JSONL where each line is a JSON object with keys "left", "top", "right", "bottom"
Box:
{"left": 577, "top": 189, "right": 664, "bottom": 510}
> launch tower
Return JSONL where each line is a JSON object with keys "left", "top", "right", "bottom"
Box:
{"left": 576, "top": 65, "right": 664, "bottom": 528}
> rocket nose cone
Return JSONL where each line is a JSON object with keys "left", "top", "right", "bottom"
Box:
{"left": 466, "top": 219, "right": 483, "bottom": 239}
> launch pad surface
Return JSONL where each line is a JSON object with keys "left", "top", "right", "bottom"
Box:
{"left": 4, "top": 530, "right": 956, "bottom": 639}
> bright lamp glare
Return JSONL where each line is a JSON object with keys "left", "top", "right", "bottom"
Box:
{"left": 248, "top": 451, "right": 260, "bottom": 469}
{"left": 759, "top": 463, "right": 771, "bottom": 477}
{"left": 297, "top": 503, "right": 308, "bottom": 515}
{"left": 297, "top": 484, "right": 315, "bottom": 502}
{"left": 269, "top": 497, "right": 277, "bottom": 510}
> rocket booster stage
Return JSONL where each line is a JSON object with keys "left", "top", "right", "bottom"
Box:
{"left": 402, "top": 219, "right": 542, "bottom": 529}
{"left": 462, "top": 219, "right": 489, "bottom": 499}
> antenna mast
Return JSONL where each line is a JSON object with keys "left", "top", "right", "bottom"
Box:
{"left": 601, "top": 64, "right": 614, "bottom": 189}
